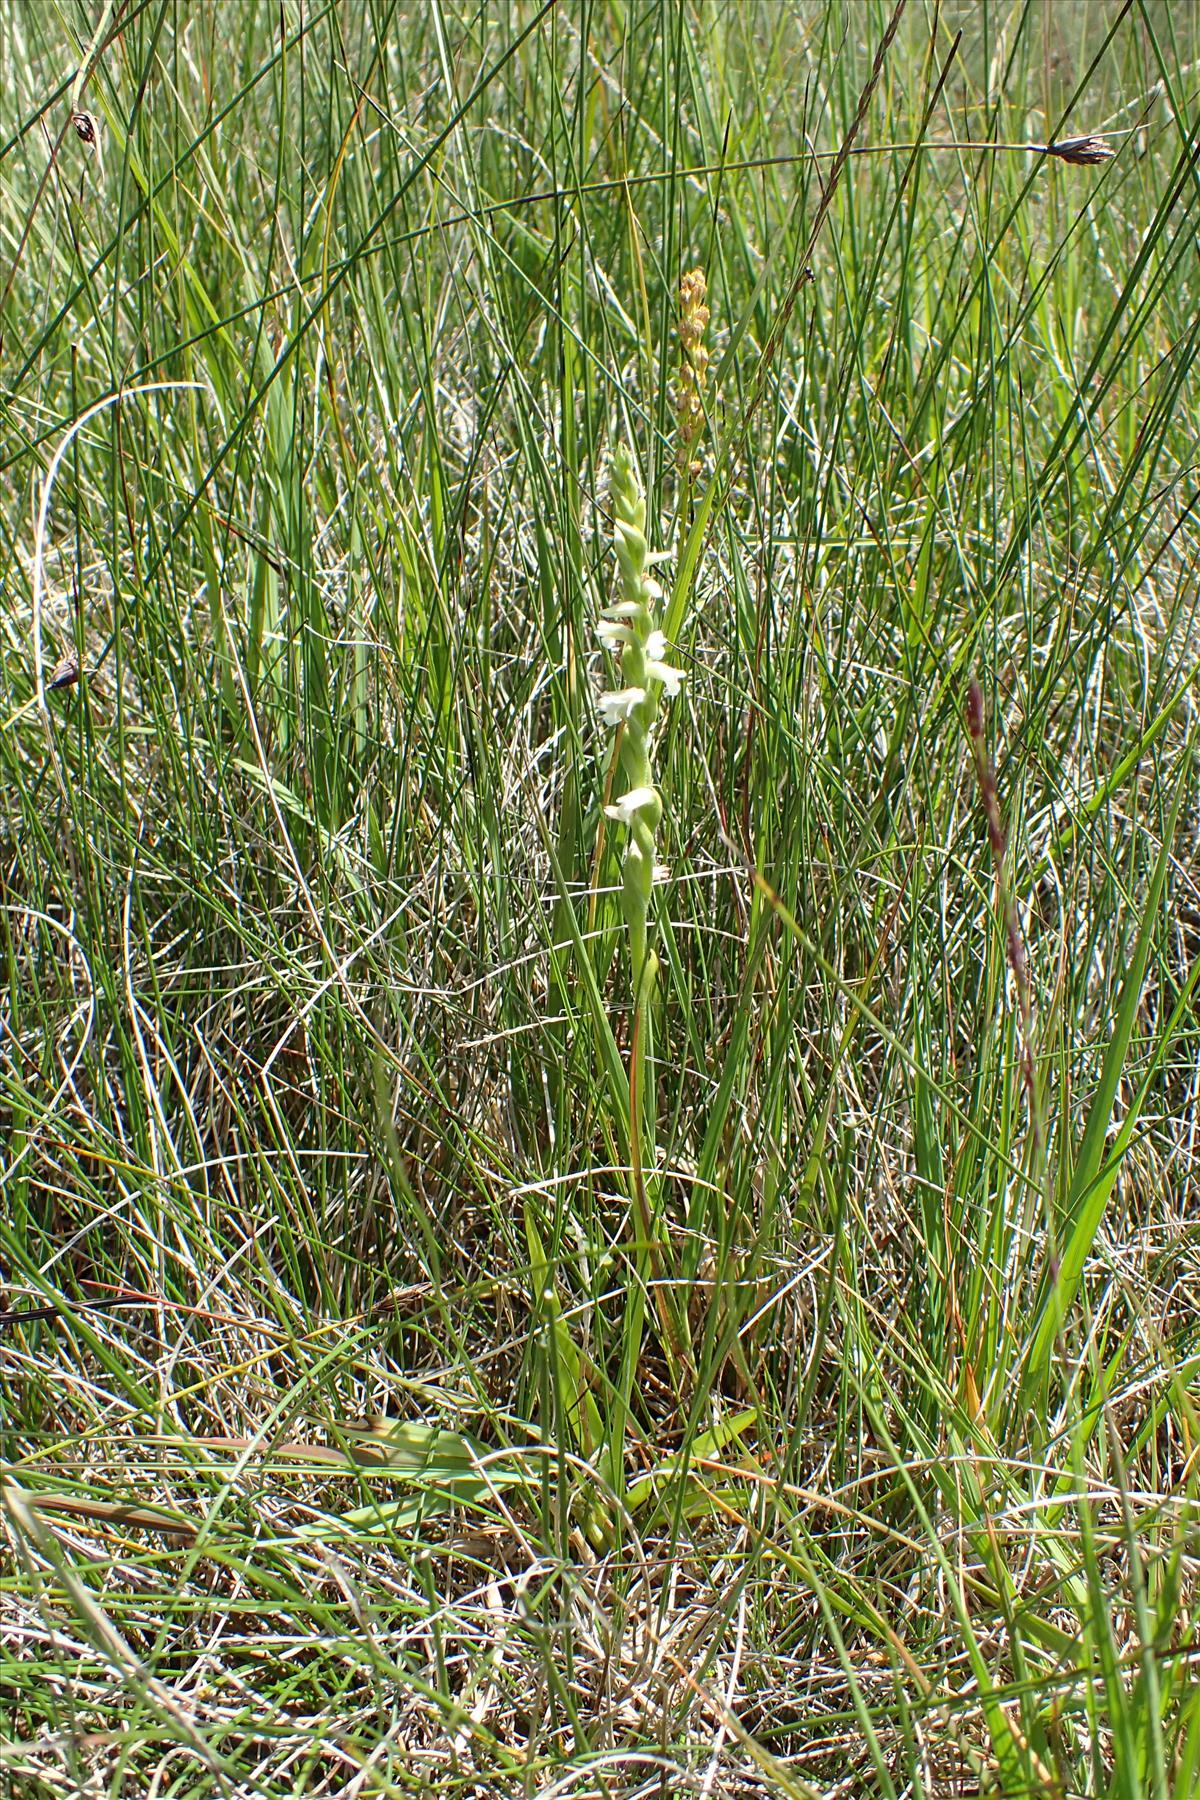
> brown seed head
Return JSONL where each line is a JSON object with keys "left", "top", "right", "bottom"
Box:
{"left": 676, "top": 267, "right": 711, "bottom": 476}
{"left": 966, "top": 679, "right": 984, "bottom": 741}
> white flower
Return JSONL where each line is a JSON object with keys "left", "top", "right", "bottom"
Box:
{"left": 602, "top": 599, "right": 644, "bottom": 621}
{"left": 604, "top": 785, "right": 658, "bottom": 824}
{"left": 599, "top": 687, "right": 646, "bottom": 725}
{"left": 597, "top": 620, "right": 634, "bottom": 649}
{"left": 645, "top": 630, "right": 666, "bottom": 659}
{"left": 646, "top": 658, "right": 684, "bottom": 697}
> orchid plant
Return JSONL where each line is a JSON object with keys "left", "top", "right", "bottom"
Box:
{"left": 599, "top": 444, "right": 684, "bottom": 1008}
{"left": 596, "top": 442, "right": 691, "bottom": 1390}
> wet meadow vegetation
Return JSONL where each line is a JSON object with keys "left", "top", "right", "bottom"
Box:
{"left": 2, "top": 1, "right": 1200, "bottom": 1793}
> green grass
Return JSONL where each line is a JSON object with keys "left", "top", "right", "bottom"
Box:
{"left": 3, "top": 0, "right": 1200, "bottom": 1793}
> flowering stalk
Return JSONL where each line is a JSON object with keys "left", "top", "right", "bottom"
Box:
{"left": 600, "top": 445, "right": 683, "bottom": 995}
{"left": 599, "top": 443, "right": 688, "bottom": 1378}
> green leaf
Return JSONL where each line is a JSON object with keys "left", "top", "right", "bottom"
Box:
{"left": 295, "top": 1423, "right": 514, "bottom": 1540}
{"left": 624, "top": 1407, "right": 757, "bottom": 1517}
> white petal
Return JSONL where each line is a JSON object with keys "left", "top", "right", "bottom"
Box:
{"left": 645, "top": 630, "right": 667, "bottom": 660}
{"left": 599, "top": 686, "right": 646, "bottom": 724}
{"left": 602, "top": 600, "right": 644, "bottom": 620}
{"left": 597, "top": 620, "right": 633, "bottom": 648}
{"left": 604, "top": 785, "right": 658, "bottom": 824}
{"left": 646, "top": 659, "right": 684, "bottom": 696}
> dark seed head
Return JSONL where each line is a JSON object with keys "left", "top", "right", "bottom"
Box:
{"left": 47, "top": 653, "right": 79, "bottom": 691}
{"left": 1048, "top": 135, "right": 1114, "bottom": 166}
